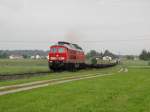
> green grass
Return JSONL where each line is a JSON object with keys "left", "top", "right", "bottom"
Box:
{"left": 148, "top": 61, "right": 150, "bottom": 66}
{"left": 0, "top": 60, "right": 150, "bottom": 112}
{"left": 0, "top": 59, "right": 48, "bottom": 75}
{"left": 0, "top": 66, "right": 120, "bottom": 87}
{"left": 0, "top": 67, "right": 150, "bottom": 112}
{"left": 122, "top": 59, "right": 149, "bottom": 66}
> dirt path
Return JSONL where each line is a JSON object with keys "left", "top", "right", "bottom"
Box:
{"left": 118, "top": 68, "right": 124, "bottom": 73}
{"left": 118, "top": 67, "right": 128, "bottom": 73}
{"left": 124, "top": 68, "right": 128, "bottom": 72}
{"left": 0, "top": 73, "right": 113, "bottom": 96}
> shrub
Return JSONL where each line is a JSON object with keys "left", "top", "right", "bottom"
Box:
{"left": 91, "top": 58, "right": 97, "bottom": 65}
{"left": 148, "top": 62, "right": 150, "bottom": 66}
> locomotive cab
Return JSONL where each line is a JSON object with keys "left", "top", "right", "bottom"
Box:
{"left": 49, "top": 46, "right": 67, "bottom": 62}
{"left": 48, "top": 45, "right": 68, "bottom": 71}
{"left": 48, "top": 41, "right": 85, "bottom": 71}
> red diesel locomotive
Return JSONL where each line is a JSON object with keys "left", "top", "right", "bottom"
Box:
{"left": 48, "top": 41, "right": 85, "bottom": 71}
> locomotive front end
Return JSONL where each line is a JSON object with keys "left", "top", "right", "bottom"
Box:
{"left": 48, "top": 46, "right": 67, "bottom": 71}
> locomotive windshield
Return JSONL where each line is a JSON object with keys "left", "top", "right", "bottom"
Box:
{"left": 50, "top": 48, "right": 57, "bottom": 53}
{"left": 58, "top": 48, "right": 65, "bottom": 53}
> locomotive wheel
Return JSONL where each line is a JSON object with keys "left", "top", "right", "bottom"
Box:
{"left": 72, "top": 64, "right": 77, "bottom": 72}
{"left": 71, "top": 63, "right": 80, "bottom": 72}
{"left": 75, "top": 63, "right": 79, "bottom": 69}
{"left": 49, "top": 66, "right": 57, "bottom": 72}
{"left": 78, "top": 63, "right": 85, "bottom": 69}
{"left": 67, "top": 63, "right": 76, "bottom": 72}
{"left": 48, "top": 62, "right": 58, "bottom": 72}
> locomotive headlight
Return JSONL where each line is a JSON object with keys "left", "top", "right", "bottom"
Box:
{"left": 59, "top": 57, "right": 65, "bottom": 60}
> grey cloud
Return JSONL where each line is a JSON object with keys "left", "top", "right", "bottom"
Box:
{"left": 0, "top": 0, "right": 150, "bottom": 54}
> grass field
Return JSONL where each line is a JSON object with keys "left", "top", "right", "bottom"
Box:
{"left": 0, "top": 60, "right": 150, "bottom": 112}
{"left": 0, "top": 66, "right": 120, "bottom": 87}
{"left": 122, "top": 59, "right": 149, "bottom": 66}
{"left": 0, "top": 59, "right": 49, "bottom": 75}
{"left": 0, "top": 58, "right": 120, "bottom": 87}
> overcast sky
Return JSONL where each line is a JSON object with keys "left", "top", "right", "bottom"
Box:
{"left": 0, "top": 0, "right": 150, "bottom": 55}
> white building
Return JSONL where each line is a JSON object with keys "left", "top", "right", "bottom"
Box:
{"left": 9, "top": 55, "right": 23, "bottom": 59}
{"left": 30, "top": 56, "right": 35, "bottom": 59}
{"left": 35, "top": 55, "right": 41, "bottom": 59}
{"left": 102, "top": 56, "right": 112, "bottom": 61}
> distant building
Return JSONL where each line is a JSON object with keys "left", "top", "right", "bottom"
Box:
{"left": 46, "top": 55, "right": 49, "bottom": 60}
{"left": 102, "top": 56, "right": 112, "bottom": 61}
{"left": 30, "top": 56, "right": 35, "bottom": 59}
{"left": 9, "top": 55, "right": 23, "bottom": 59}
{"left": 134, "top": 57, "right": 139, "bottom": 60}
{"left": 30, "top": 55, "right": 47, "bottom": 59}
{"left": 35, "top": 55, "right": 41, "bottom": 59}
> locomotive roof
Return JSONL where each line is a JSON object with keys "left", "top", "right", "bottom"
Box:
{"left": 54, "top": 41, "right": 83, "bottom": 51}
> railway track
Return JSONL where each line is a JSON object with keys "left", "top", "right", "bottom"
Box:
{"left": 0, "top": 63, "right": 117, "bottom": 81}
{"left": 0, "top": 71, "right": 50, "bottom": 81}
{"left": 0, "top": 73, "right": 113, "bottom": 96}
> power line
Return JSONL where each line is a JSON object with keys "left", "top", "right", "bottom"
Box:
{"left": 81, "top": 38, "right": 150, "bottom": 43}
{"left": 0, "top": 38, "right": 150, "bottom": 44}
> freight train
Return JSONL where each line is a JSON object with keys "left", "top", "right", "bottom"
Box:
{"left": 48, "top": 41, "right": 85, "bottom": 71}
{"left": 48, "top": 41, "right": 118, "bottom": 71}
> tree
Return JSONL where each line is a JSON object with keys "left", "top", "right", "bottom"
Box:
{"left": 103, "top": 50, "right": 118, "bottom": 59}
{"left": 22, "top": 54, "right": 28, "bottom": 59}
{"left": 86, "top": 49, "right": 118, "bottom": 59}
{"left": 148, "top": 61, "right": 150, "bottom": 66}
{"left": 91, "top": 58, "right": 97, "bottom": 65}
{"left": 86, "top": 50, "right": 99, "bottom": 59}
{"left": 139, "top": 50, "right": 150, "bottom": 60}
{"left": 0, "top": 51, "right": 9, "bottom": 59}
{"left": 126, "top": 55, "right": 134, "bottom": 60}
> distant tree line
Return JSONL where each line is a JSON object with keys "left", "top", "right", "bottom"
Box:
{"left": 125, "top": 55, "right": 135, "bottom": 60}
{"left": 0, "top": 50, "right": 49, "bottom": 59}
{"left": 86, "top": 50, "right": 118, "bottom": 59}
{"left": 139, "top": 50, "right": 150, "bottom": 60}
{"left": 0, "top": 51, "right": 9, "bottom": 59}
